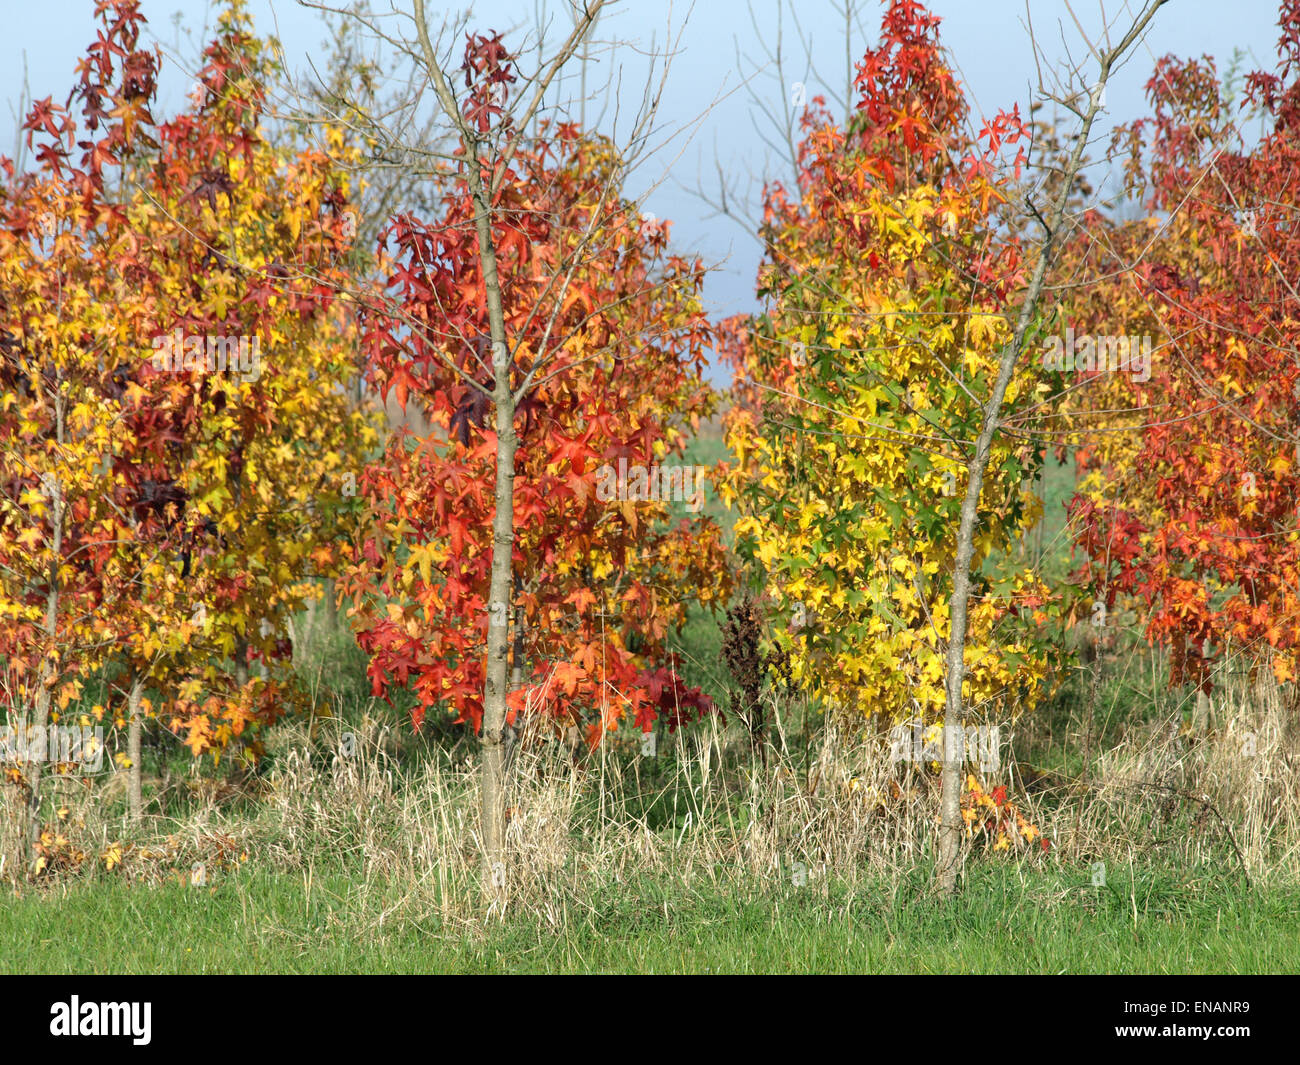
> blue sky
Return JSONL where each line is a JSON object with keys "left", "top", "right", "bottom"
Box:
{"left": 5, "top": 1, "right": 1287, "bottom": 349}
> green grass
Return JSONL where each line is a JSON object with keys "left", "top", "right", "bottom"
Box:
{"left": 4, "top": 862, "right": 1295, "bottom": 974}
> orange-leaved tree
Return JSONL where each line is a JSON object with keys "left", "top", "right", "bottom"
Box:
{"left": 1068, "top": 7, "right": 1300, "bottom": 698}
{"left": 345, "top": 125, "right": 727, "bottom": 745}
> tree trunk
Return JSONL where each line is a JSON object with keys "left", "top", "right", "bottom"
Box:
{"left": 410, "top": 0, "right": 607, "bottom": 895}
{"left": 935, "top": 53, "right": 1142, "bottom": 894}
{"left": 469, "top": 165, "right": 516, "bottom": 891}
{"left": 505, "top": 576, "right": 525, "bottom": 770}
{"left": 322, "top": 576, "right": 338, "bottom": 639}
{"left": 127, "top": 676, "right": 144, "bottom": 824}
{"left": 26, "top": 673, "right": 52, "bottom": 870}
{"left": 1193, "top": 689, "right": 1212, "bottom": 732}
{"left": 303, "top": 584, "right": 318, "bottom": 649}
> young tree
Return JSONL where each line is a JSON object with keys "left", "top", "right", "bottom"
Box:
{"left": 323, "top": 2, "right": 726, "bottom": 886}
{"left": 723, "top": 0, "right": 1167, "bottom": 893}
{"left": 1, "top": 0, "right": 377, "bottom": 859}
{"left": 110, "top": 1, "right": 377, "bottom": 763}
{"left": 1068, "top": 3, "right": 1300, "bottom": 698}
{"left": 722, "top": 0, "right": 1051, "bottom": 854}
{"left": 0, "top": 0, "right": 160, "bottom": 863}
{"left": 932, "top": 0, "right": 1168, "bottom": 894}
{"left": 345, "top": 123, "right": 726, "bottom": 747}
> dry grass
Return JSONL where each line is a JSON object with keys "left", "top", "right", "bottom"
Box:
{"left": 4, "top": 670, "right": 1297, "bottom": 935}
{"left": 1070, "top": 672, "right": 1300, "bottom": 884}
{"left": 240, "top": 707, "right": 1012, "bottom": 932}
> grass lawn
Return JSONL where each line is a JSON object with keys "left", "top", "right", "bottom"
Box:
{"left": 5, "top": 863, "right": 1295, "bottom": 974}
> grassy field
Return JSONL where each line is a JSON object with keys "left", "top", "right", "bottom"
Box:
{"left": 4, "top": 684, "right": 1296, "bottom": 975}
{"left": 4, "top": 862, "right": 1294, "bottom": 974}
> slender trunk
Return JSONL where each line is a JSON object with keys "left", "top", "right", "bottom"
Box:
{"left": 468, "top": 164, "right": 516, "bottom": 889}
{"left": 510, "top": 577, "right": 525, "bottom": 690}
{"left": 410, "top": 0, "right": 607, "bottom": 894}
{"left": 935, "top": 57, "right": 1135, "bottom": 894}
{"left": 1082, "top": 636, "right": 1103, "bottom": 785}
{"left": 1193, "top": 689, "right": 1212, "bottom": 732}
{"left": 26, "top": 671, "right": 52, "bottom": 869}
{"left": 505, "top": 576, "right": 525, "bottom": 770}
{"left": 303, "top": 592, "right": 318, "bottom": 653}
{"left": 127, "top": 676, "right": 144, "bottom": 824}
{"left": 1069, "top": 631, "right": 1105, "bottom": 853}
{"left": 234, "top": 636, "right": 249, "bottom": 688}
{"left": 480, "top": 416, "right": 515, "bottom": 885}
{"left": 28, "top": 524, "right": 61, "bottom": 867}
{"left": 936, "top": 309, "right": 1044, "bottom": 894}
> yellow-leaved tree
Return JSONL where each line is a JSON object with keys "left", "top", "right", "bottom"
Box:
{"left": 722, "top": 3, "right": 1053, "bottom": 744}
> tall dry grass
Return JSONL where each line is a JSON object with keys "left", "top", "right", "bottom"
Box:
{"left": 250, "top": 710, "right": 946, "bottom": 929}
{"left": 1073, "top": 671, "right": 1300, "bottom": 884}
{"left": 4, "top": 669, "right": 1297, "bottom": 929}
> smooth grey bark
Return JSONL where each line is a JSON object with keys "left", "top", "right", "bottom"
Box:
{"left": 127, "top": 676, "right": 144, "bottom": 824}
{"left": 411, "top": 0, "right": 605, "bottom": 890}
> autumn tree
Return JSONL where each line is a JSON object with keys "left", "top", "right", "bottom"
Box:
{"left": 0, "top": 0, "right": 162, "bottom": 861}
{"left": 324, "top": 2, "right": 727, "bottom": 887}
{"left": 1067, "top": 2, "right": 1300, "bottom": 704}
{"left": 106, "top": 1, "right": 377, "bottom": 766}
{"left": 1, "top": 0, "right": 377, "bottom": 856}
{"left": 722, "top": 0, "right": 1167, "bottom": 893}
{"left": 722, "top": 0, "right": 1050, "bottom": 820}
{"left": 928, "top": 0, "right": 1166, "bottom": 892}
{"left": 344, "top": 123, "right": 726, "bottom": 743}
